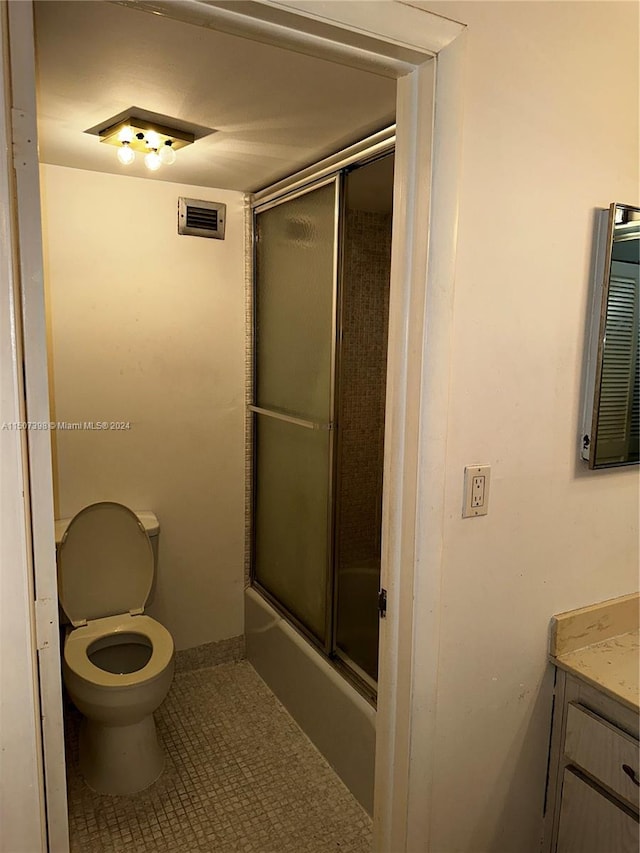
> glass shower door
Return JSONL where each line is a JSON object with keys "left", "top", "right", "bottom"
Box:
{"left": 333, "top": 155, "right": 393, "bottom": 685}
{"left": 252, "top": 179, "right": 339, "bottom": 647}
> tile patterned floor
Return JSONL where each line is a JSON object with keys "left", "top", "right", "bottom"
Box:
{"left": 65, "top": 661, "right": 372, "bottom": 853}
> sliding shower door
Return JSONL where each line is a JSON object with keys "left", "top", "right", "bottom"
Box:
{"left": 252, "top": 179, "right": 339, "bottom": 647}
{"left": 333, "top": 157, "right": 392, "bottom": 684}
{"left": 252, "top": 147, "right": 394, "bottom": 694}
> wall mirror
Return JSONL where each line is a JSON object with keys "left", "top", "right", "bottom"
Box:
{"left": 582, "top": 202, "right": 640, "bottom": 468}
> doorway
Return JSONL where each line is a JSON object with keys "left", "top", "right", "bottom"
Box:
{"left": 3, "top": 1, "right": 465, "bottom": 851}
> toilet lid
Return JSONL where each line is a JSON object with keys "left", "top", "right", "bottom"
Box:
{"left": 57, "top": 502, "right": 154, "bottom": 627}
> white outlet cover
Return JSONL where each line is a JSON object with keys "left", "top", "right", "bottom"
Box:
{"left": 462, "top": 464, "right": 491, "bottom": 518}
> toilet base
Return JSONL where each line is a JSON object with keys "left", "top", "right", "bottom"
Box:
{"left": 79, "top": 714, "right": 165, "bottom": 795}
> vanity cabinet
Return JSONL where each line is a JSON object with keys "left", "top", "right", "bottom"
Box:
{"left": 556, "top": 769, "right": 637, "bottom": 853}
{"left": 544, "top": 671, "right": 639, "bottom": 853}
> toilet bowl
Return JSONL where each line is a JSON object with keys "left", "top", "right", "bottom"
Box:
{"left": 57, "top": 501, "right": 175, "bottom": 795}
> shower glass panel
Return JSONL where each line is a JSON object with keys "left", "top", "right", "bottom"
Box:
{"left": 254, "top": 417, "right": 331, "bottom": 640}
{"left": 253, "top": 179, "right": 339, "bottom": 645}
{"left": 255, "top": 182, "right": 337, "bottom": 421}
{"left": 252, "top": 144, "right": 394, "bottom": 695}
{"left": 334, "top": 156, "right": 393, "bottom": 683}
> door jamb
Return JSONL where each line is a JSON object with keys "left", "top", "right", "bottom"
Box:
{"left": 5, "top": 3, "right": 69, "bottom": 851}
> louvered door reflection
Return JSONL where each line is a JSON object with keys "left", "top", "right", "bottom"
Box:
{"left": 251, "top": 180, "right": 339, "bottom": 645}
{"left": 594, "top": 260, "right": 640, "bottom": 465}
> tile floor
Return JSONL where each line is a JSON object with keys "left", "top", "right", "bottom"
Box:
{"left": 65, "top": 661, "right": 372, "bottom": 853}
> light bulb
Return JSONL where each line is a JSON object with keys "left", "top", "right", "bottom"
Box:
{"left": 117, "top": 125, "right": 134, "bottom": 144}
{"left": 117, "top": 143, "right": 135, "bottom": 165}
{"left": 159, "top": 142, "right": 176, "bottom": 165}
{"left": 144, "top": 149, "right": 162, "bottom": 171}
{"left": 145, "top": 130, "right": 161, "bottom": 150}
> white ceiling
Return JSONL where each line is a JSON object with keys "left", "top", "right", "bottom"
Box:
{"left": 33, "top": 1, "right": 396, "bottom": 192}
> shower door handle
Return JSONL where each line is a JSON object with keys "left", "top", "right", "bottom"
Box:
{"left": 248, "top": 405, "right": 334, "bottom": 431}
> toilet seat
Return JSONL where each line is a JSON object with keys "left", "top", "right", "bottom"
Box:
{"left": 64, "top": 613, "right": 174, "bottom": 689}
{"left": 58, "top": 501, "right": 154, "bottom": 627}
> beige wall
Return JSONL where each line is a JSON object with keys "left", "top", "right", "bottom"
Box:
{"left": 420, "top": 2, "right": 639, "bottom": 851}
{"left": 40, "top": 165, "right": 246, "bottom": 651}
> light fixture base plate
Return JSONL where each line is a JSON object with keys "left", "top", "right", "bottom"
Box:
{"left": 99, "top": 119, "right": 194, "bottom": 153}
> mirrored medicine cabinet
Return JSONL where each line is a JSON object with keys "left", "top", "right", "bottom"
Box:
{"left": 582, "top": 202, "right": 640, "bottom": 469}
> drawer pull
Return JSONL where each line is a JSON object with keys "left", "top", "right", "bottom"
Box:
{"left": 622, "top": 764, "right": 640, "bottom": 787}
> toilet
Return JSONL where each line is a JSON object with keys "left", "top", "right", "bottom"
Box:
{"left": 56, "top": 501, "right": 175, "bottom": 795}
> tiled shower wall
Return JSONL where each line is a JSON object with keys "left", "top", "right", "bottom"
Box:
{"left": 336, "top": 209, "right": 392, "bottom": 570}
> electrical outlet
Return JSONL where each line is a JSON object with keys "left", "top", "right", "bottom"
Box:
{"left": 463, "top": 465, "right": 491, "bottom": 517}
{"left": 471, "top": 475, "right": 485, "bottom": 507}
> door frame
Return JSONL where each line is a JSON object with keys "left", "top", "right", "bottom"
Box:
{"left": 2, "top": 1, "right": 466, "bottom": 851}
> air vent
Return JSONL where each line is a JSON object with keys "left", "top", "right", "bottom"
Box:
{"left": 178, "top": 198, "right": 226, "bottom": 239}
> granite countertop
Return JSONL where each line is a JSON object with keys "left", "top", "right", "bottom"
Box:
{"left": 549, "top": 592, "right": 639, "bottom": 713}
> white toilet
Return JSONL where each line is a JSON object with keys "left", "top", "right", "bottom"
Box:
{"left": 56, "top": 501, "right": 175, "bottom": 796}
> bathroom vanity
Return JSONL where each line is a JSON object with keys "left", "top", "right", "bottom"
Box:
{"left": 544, "top": 594, "right": 639, "bottom": 853}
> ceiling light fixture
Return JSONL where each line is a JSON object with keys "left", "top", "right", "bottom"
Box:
{"left": 98, "top": 116, "right": 194, "bottom": 172}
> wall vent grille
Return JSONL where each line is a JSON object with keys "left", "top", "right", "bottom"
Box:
{"left": 178, "top": 198, "right": 226, "bottom": 239}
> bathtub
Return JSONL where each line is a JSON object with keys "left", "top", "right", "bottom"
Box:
{"left": 244, "top": 587, "right": 376, "bottom": 814}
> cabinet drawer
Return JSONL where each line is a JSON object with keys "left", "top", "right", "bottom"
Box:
{"left": 557, "top": 769, "right": 639, "bottom": 853}
{"left": 565, "top": 703, "right": 640, "bottom": 811}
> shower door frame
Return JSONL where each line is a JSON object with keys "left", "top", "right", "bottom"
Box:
{"left": 250, "top": 134, "right": 396, "bottom": 695}
{"left": 250, "top": 172, "right": 343, "bottom": 657}
{"left": 5, "top": 2, "right": 466, "bottom": 852}
{"left": 330, "top": 148, "right": 397, "bottom": 697}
